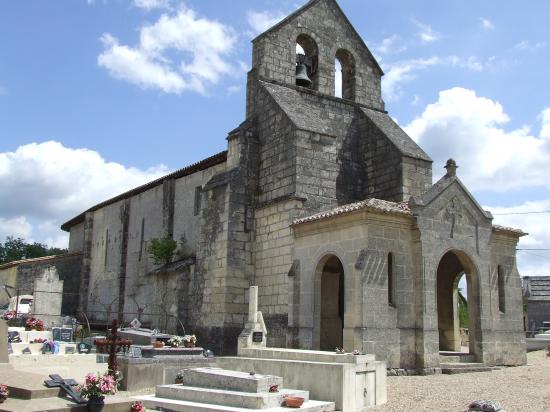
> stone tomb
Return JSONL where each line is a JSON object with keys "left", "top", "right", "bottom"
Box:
{"left": 134, "top": 367, "right": 335, "bottom": 411}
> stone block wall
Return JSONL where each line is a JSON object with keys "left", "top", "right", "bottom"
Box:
{"left": 254, "top": 197, "right": 304, "bottom": 347}
{"left": 250, "top": 0, "right": 384, "bottom": 112}
{"left": 13, "top": 253, "right": 82, "bottom": 317}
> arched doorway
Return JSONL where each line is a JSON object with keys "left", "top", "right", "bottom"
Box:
{"left": 315, "top": 255, "right": 345, "bottom": 350}
{"left": 436, "top": 250, "right": 480, "bottom": 356}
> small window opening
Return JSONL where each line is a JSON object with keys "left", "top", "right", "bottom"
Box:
{"left": 194, "top": 186, "right": 202, "bottom": 216}
{"left": 497, "top": 265, "right": 506, "bottom": 313}
{"left": 388, "top": 252, "right": 395, "bottom": 306}
{"left": 335, "top": 49, "right": 355, "bottom": 100}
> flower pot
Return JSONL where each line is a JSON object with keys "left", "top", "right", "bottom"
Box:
{"left": 0, "top": 397, "right": 7, "bottom": 404}
{"left": 284, "top": 396, "right": 304, "bottom": 408}
{"left": 184, "top": 341, "right": 195, "bottom": 348}
{"left": 87, "top": 395, "right": 105, "bottom": 412}
{"left": 153, "top": 341, "right": 164, "bottom": 349}
{"left": 175, "top": 377, "right": 184, "bottom": 384}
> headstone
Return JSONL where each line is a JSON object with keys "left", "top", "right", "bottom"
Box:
{"left": 33, "top": 267, "right": 63, "bottom": 327}
{"left": 130, "top": 318, "right": 142, "bottom": 329}
{"left": 0, "top": 320, "right": 8, "bottom": 363}
{"left": 7, "top": 330, "right": 21, "bottom": 343}
{"left": 237, "top": 286, "right": 267, "bottom": 353}
{"left": 52, "top": 327, "right": 73, "bottom": 342}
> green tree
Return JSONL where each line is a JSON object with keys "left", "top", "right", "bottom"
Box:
{"left": 458, "top": 288, "right": 468, "bottom": 328}
{"left": 0, "top": 236, "right": 67, "bottom": 265}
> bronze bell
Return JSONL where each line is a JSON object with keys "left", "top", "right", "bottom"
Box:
{"left": 295, "top": 63, "right": 312, "bottom": 88}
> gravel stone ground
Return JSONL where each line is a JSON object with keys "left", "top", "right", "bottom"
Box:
{"left": 372, "top": 350, "right": 550, "bottom": 412}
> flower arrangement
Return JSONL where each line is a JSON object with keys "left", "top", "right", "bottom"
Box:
{"left": 78, "top": 373, "right": 117, "bottom": 400}
{"left": 25, "top": 317, "right": 44, "bottom": 331}
{"left": 130, "top": 400, "right": 144, "bottom": 412}
{"left": 167, "top": 335, "right": 184, "bottom": 347}
{"left": 183, "top": 334, "right": 197, "bottom": 343}
{"left": 2, "top": 310, "right": 16, "bottom": 321}
{"left": 0, "top": 384, "right": 9, "bottom": 403}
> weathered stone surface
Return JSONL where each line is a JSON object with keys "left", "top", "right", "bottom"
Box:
{"left": 59, "top": 0, "right": 526, "bottom": 369}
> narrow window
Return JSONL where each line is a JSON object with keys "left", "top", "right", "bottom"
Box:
{"left": 388, "top": 252, "right": 395, "bottom": 306}
{"left": 138, "top": 218, "right": 145, "bottom": 261}
{"left": 194, "top": 186, "right": 202, "bottom": 216}
{"left": 104, "top": 229, "right": 109, "bottom": 268}
{"left": 497, "top": 265, "right": 505, "bottom": 313}
{"left": 335, "top": 49, "right": 355, "bottom": 100}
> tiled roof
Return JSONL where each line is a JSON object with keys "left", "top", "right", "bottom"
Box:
{"left": 292, "top": 198, "right": 412, "bottom": 225}
{"left": 0, "top": 252, "right": 82, "bottom": 270}
{"left": 492, "top": 225, "right": 527, "bottom": 237}
{"left": 61, "top": 151, "right": 227, "bottom": 231}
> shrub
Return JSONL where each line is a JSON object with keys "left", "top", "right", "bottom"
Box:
{"left": 148, "top": 236, "right": 178, "bottom": 265}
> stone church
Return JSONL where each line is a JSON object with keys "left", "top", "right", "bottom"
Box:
{"left": 62, "top": 0, "right": 526, "bottom": 369}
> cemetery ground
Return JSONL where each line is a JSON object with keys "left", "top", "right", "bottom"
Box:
{"left": 0, "top": 350, "right": 547, "bottom": 411}
{"left": 376, "top": 350, "right": 550, "bottom": 412}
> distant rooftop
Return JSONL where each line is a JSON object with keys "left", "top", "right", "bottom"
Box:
{"left": 0, "top": 252, "right": 82, "bottom": 271}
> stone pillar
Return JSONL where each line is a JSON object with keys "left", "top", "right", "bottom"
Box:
{"left": 0, "top": 319, "right": 8, "bottom": 364}
{"left": 237, "top": 286, "right": 267, "bottom": 354}
{"left": 34, "top": 267, "right": 64, "bottom": 328}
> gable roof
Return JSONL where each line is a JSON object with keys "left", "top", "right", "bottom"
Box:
{"left": 60, "top": 151, "right": 227, "bottom": 231}
{"left": 360, "top": 108, "right": 432, "bottom": 161}
{"left": 410, "top": 173, "right": 493, "bottom": 220}
{"left": 252, "top": 0, "right": 383, "bottom": 75}
{"left": 0, "top": 252, "right": 82, "bottom": 271}
{"left": 293, "top": 198, "right": 411, "bottom": 226}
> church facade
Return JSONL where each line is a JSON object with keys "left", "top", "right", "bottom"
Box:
{"left": 62, "top": 0, "right": 526, "bottom": 369}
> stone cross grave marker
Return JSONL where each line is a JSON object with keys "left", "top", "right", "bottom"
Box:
{"left": 237, "top": 286, "right": 267, "bottom": 353}
{"left": 44, "top": 374, "right": 87, "bottom": 404}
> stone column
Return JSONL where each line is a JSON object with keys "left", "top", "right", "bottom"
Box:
{"left": 248, "top": 286, "right": 258, "bottom": 323}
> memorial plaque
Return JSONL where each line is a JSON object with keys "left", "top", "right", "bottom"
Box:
{"left": 252, "top": 331, "right": 263, "bottom": 343}
{"left": 128, "top": 346, "right": 142, "bottom": 358}
{"left": 8, "top": 331, "right": 21, "bottom": 343}
{"left": 52, "top": 327, "right": 73, "bottom": 342}
{"left": 77, "top": 342, "right": 92, "bottom": 354}
{"left": 65, "top": 346, "right": 75, "bottom": 354}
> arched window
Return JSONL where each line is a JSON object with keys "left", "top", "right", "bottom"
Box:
{"left": 388, "top": 252, "right": 395, "bottom": 306}
{"left": 335, "top": 49, "right": 355, "bottom": 100}
{"left": 296, "top": 34, "right": 318, "bottom": 90}
{"left": 497, "top": 265, "right": 505, "bottom": 313}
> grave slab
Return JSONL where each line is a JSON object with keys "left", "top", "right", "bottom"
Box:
{"left": 180, "top": 368, "right": 282, "bottom": 394}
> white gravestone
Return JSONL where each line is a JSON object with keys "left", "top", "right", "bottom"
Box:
{"left": 237, "top": 286, "right": 267, "bottom": 354}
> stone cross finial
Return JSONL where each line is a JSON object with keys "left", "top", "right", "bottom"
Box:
{"left": 444, "top": 159, "right": 458, "bottom": 177}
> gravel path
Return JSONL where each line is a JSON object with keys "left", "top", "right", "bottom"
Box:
{"left": 372, "top": 350, "right": 550, "bottom": 411}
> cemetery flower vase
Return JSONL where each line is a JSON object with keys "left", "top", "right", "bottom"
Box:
{"left": 87, "top": 395, "right": 105, "bottom": 412}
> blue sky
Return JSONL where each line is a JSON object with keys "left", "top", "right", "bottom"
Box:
{"left": 0, "top": 0, "right": 549, "bottom": 275}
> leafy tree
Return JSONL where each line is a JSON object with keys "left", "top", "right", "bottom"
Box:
{"left": 0, "top": 236, "right": 67, "bottom": 265}
{"left": 148, "top": 236, "right": 178, "bottom": 265}
{"left": 458, "top": 288, "right": 468, "bottom": 328}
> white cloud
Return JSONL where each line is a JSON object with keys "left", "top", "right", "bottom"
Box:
{"left": 480, "top": 18, "right": 495, "bottom": 30}
{"left": 0, "top": 217, "right": 33, "bottom": 241}
{"left": 512, "top": 40, "right": 546, "bottom": 52}
{"left": 98, "top": 6, "right": 238, "bottom": 95}
{"left": 383, "top": 55, "right": 489, "bottom": 101}
{"left": 487, "top": 200, "right": 550, "bottom": 276}
{"left": 0, "top": 141, "right": 168, "bottom": 247}
{"left": 372, "top": 34, "right": 407, "bottom": 56}
{"left": 382, "top": 57, "right": 441, "bottom": 101}
{"left": 411, "top": 19, "right": 440, "bottom": 43}
{"left": 247, "top": 10, "right": 286, "bottom": 34}
{"left": 133, "top": 0, "right": 170, "bottom": 10}
{"left": 404, "top": 88, "right": 550, "bottom": 192}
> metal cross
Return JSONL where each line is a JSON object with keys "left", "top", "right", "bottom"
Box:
{"left": 44, "top": 374, "right": 87, "bottom": 404}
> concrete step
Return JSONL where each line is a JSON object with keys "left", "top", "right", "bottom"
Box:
{"left": 439, "top": 354, "right": 476, "bottom": 363}
{"left": 135, "top": 394, "right": 335, "bottom": 412}
{"left": 440, "top": 363, "right": 500, "bottom": 374}
{"left": 156, "top": 385, "right": 309, "bottom": 409}
{"left": 180, "top": 368, "right": 282, "bottom": 393}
